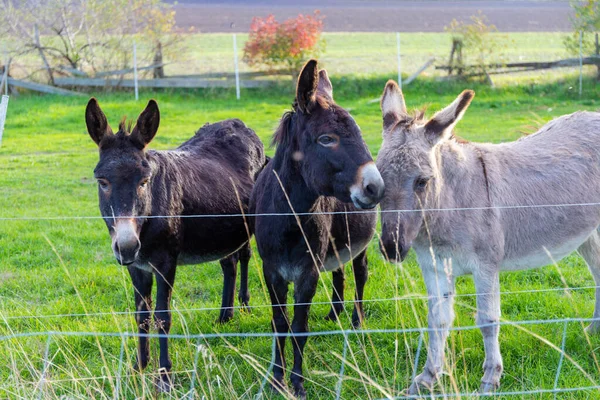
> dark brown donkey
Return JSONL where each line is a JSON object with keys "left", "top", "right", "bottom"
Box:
{"left": 85, "top": 99, "right": 265, "bottom": 391}
{"left": 250, "top": 60, "right": 385, "bottom": 398}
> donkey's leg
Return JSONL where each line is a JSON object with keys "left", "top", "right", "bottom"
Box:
{"left": 408, "top": 265, "right": 455, "bottom": 395}
{"left": 325, "top": 268, "right": 345, "bottom": 322}
{"left": 154, "top": 264, "right": 176, "bottom": 393}
{"left": 218, "top": 254, "right": 238, "bottom": 323}
{"left": 352, "top": 249, "right": 369, "bottom": 328}
{"left": 473, "top": 269, "right": 503, "bottom": 393}
{"left": 265, "top": 268, "right": 290, "bottom": 393}
{"left": 290, "top": 270, "right": 319, "bottom": 399}
{"left": 127, "top": 266, "right": 153, "bottom": 371}
{"left": 237, "top": 243, "right": 252, "bottom": 309}
{"left": 578, "top": 231, "right": 600, "bottom": 333}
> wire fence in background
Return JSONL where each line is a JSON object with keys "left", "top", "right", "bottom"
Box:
{"left": 2, "top": 31, "right": 587, "bottom": 101}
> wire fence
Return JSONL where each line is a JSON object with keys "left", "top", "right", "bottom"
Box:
{"left": 1, "top": 194, "right": 600, "bottom": 397}
{"left": 3, "top": 317, "right": 600, "bottom": 399}
{"left": 2, "top": 204, "right": 600, "bottom": 398}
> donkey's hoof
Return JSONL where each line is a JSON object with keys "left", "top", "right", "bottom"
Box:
{"left": 325, "top": 308, "right": 343, "bottom": 322}
{"left": 479, "top": 381, "right": 499, "bottom": 394}
{"left": 293, "top": 385, "right": 307, "bottom": 400}
{"left": 133, "top": 359, "right": 148, "bottom": 372}
{"left": 217, "top": 311, "right": 234, "bottom": 324}
{"left": 351, "top": 310, "right": 365, "bottom": 329}
{"left": 407, "top": 377, "right": 434, "bottom": 396}
{"left": 239, "top": 300, "right": 252, "bottom": 313}
{"left": 269, "top": 377, "right": 288, "bottom": 395}
{"left": 586, "top": 321, "right": 600, "bottom": 334}
{"left": 155, "top": 373, "right": 173, "bottom": 393}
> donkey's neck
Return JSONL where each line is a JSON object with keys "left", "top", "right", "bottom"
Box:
{"left": 271, "top": 153, "right": 321, "bottom": 213}
{"left": 428, "top": 139, "right": 490, "bottom": 209}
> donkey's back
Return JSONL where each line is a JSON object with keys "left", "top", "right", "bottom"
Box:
{"left": 477, "top": 111, "right": 600, "bottom": 270}
{"left": 178, "top": 119, "right": 265, "bottom": 179}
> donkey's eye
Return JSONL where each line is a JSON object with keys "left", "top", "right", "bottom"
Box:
{"left": 414, "top": 177, "right": 430, "bottom": 191}
{"left": 97, "top": 179, "right": 109, "bottom": 191}
{"left": 318, "top": 134, "right": 338, "bottom": 147}
{"left": 139, "top": 179, "right": 149, "bottom": 188}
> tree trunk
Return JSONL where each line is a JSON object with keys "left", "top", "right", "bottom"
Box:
{"left": 34, "top": 24, "right": 55, "bottom": 85}
{"left": 153, "top": 41, "right": 165, "bottom": 79}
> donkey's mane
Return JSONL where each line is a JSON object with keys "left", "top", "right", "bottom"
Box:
{"left": 271, "top": 111, "right": 294, "bottom": 148}
{"left": 402, "top": 109, "right": 426, "bottom": 126}
{"left": 118, "top": 117, "right": 134, "bottom": 135}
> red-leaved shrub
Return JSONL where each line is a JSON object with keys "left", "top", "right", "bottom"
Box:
{"left": 243, "top": 11, "right": 324, "bottom": 75}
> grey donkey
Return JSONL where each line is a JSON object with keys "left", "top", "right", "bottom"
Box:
{"left": 376, "top": 80, "right": 600, "bottom": 394}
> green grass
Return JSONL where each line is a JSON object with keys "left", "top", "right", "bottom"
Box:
{"left": 2, "top": 73, "right": 600, "bottom": 399}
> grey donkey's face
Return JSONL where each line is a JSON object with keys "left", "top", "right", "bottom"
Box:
{"left": 376, "top": 81, "right": 474, "bottom": 262}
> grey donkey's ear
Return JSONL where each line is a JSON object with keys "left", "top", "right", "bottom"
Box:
{"left": 85, "top": 98, "right": 113, "bottom": 146}
{"left": 296, "top": 59, "right": 319, "bottom": 113}
{"left": 424, "top": 90, "right": 474, "bottom": 144}
{"left": 316, "top": 69, "right": 333, "bottom": 100}
{"left": 380, "top": 80, "right": 407, "bottom": 131}
{"left": 131, "top": 99, "right": 160, "bottom": 147}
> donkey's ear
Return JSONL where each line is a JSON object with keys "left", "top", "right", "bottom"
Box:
{"left": 424, "top": 90, "right": 474, "bottom": 144}
{"left": 316, "top": 69, "right": 333, "bottom": 100}
{"left": 85, "top": 98, "right": 113, "bottom": 146}
{"left": 380, "top": 80, "right": 407, "bottom": 131}
{"left": 296, "top": 59, "right": 319, "bottom": 113}
{"left": 131, "top": 99, "right": 160, "bottom": 147}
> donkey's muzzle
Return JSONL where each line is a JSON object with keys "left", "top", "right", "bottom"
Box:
{"left": 350, "top": 162, "right": 385, "bottom": 209}
{"left": 380, "top": 228, "right": 409, "bottom": 262}
{"left": 111, "top": 219, "right": 141, "bottom": 265}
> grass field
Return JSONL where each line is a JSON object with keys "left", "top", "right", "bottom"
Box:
{"left": 2, "top": 73, "right": 600, "bottom": 399}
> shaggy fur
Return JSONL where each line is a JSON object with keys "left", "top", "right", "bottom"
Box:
{"left": 377, "top": 80, "right": 600, "bottom": 394}
{"left": 249, "top": 60, "right": 384, "bottom": 398}
{"left": 86, "top": 99, "right": 265, "bottom": 392}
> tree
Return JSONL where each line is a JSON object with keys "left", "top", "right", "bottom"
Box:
{"left": 243, "top": 11, "right": 325, "bottom": 76}
{"left": 565, "top": 0, "right": 600, "bottom": 79}
{"left": 445, "top": 11, "right": 507, "bottom": 83}
{"left": 0, "top": 0, "right": 180, "bottom": 83}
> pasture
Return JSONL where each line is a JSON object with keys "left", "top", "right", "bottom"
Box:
{"left": 1, "top": 75, "right": 600, "bottom": 399}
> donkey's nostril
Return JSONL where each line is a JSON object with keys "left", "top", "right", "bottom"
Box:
{"left": 365, "top": 183, "right": 377, "bottom": 197}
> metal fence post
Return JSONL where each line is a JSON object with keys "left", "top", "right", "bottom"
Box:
{"left": 579, "top": 31, "right": 583, "bottom": 97}
{"left": 133, "top": 42, "right": 139, "bottom": 101}
{"left": 0, "top": 95, "right": 9, "bottom": 147}
{"left": 114, "top": 334, "right": 126, "bottom": 400}
{"left": 37, "top": 334, "right": 52, "bottom": 400}
{"left": 396, "top": 32, "right": 402, "bottom": 89}
{"left": 233, "top": 33, "right": 241, "bottom": 100}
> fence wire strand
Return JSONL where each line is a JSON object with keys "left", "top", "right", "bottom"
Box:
{"left": 3, "top": 200, "right": 600, "bottom": 221}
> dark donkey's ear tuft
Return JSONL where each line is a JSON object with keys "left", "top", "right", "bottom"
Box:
{"left": 380, "top": 80, "right": 407, "bottom": 131}
{"left": 85, "top": 98, "right": 113, "bottom": 146}
{"left": 296, "top": 59, "right": 319, "bottom": 113}
{"left": 316, "top": 69, "right": 333, "bottom": 101}
{"left": 131, "top": 99, "right": 160, "bottom": 147}
{"left": 424, "top": 89, "right": 474, "bottom": 144}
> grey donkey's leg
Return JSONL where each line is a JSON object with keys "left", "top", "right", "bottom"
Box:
{"left": 408, "top": 264, "right": 455, "bottom": 395}
{"left": 473, "top": 269, "right": 503, "bottom": 393}
{"left": 578, "top": 230, "right": 600, "bottom": 333}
